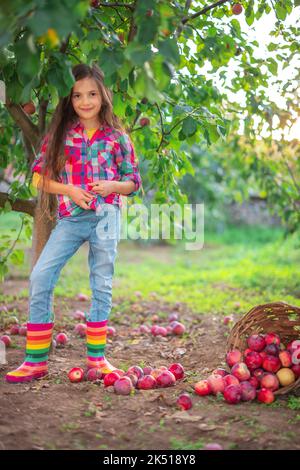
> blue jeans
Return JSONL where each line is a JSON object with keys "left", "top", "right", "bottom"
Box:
{"left": 29, "top": 204, "right": 121, "bottom": 324}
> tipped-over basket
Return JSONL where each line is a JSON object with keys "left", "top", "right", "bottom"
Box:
{"left": 226, "top": 301, "right": 300, "bottom": 396}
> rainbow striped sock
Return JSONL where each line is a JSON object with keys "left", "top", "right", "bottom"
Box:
{"left": 5, "top": 323, "right": 54, "bottom": 383}
{"left": 86, "top": 320, "right": 117, "bottom": 374}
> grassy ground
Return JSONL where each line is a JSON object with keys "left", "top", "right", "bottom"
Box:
{"left": 2, "top": 211, "right": 300, "bottom": 319}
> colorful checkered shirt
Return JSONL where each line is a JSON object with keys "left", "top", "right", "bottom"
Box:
{"left": 31, "top": 120, "right": 142, "bottom": 219}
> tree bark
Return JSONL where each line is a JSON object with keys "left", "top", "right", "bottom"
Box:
{"left": 30, "top": 192, "right": 57, "bottom": 273}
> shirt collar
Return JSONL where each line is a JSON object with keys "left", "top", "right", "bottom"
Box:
{"left": 68, "top": 119, "right": 109, "bottom": 133}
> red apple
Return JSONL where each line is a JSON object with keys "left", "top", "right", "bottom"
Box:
{"left": 264, "top": 344, "right": 279, "bottom": 356}
{"left": 260, "top": 373, "right": 279, "bottom": 391}
{"left": 207, "top": 374, "right": 225, "bottom": 395}
{"left": 168, "top": 363, "right": 184, "bottom": 380}
{"left": 168, "top": 313, "right": 178, "bottom": 322}
{"left": 156, "top": 326, "right": 168, "bottom": 337}
{"left": 19, "top": 326, "right": 27, "bottom": 336}
{"left": 279, "top": 350, "right": 292, "bottom": 368}
{"left": 287, "top": 340, "right": 300, "bottom": 353}
{"left": 137, "top": 375, "right": 156, "bottom": 390}
{"left": 226, "top": 349, "right": 242, "bottom": 367}
{"left": 292, "top": 364, "right": 300, "bottom": 377}
{"left": 151, "top": 325, "right": 160, "bottom": 336}
{"left": 260, "top": 351, "right": 267, "bottom": 361}
{"left": 223, "top": 384, "right": 242, "bottom": 404}
{"left": 212, "top": 368, "right": 228, "bottom": 377}
{"left": 194, "top": 379, "right": 212, "bottom": 396}
{"left": 262, "top": 355, "right": 281, "bottom": 373}
{"left": 22, "top": 101, "right": 36, "bottom": 115}
{"left": 140, "top": 117, "right": 150, "bottom": 127}
{"left": 78, "top": 293, "right": 89, "bottom": 301}
{"left": 151, "top": 368, "right": 163, "bottom": 380}
{"left": 171, "top": 322, "right": 186, "bottom": 336}
{"left": 177, "top": 393, "right": 192, "bottom": 410}
{"left": 166, "top": 326, "right": 173, "bottom": 335}
{"left": 249, "top": 376, "right": 259, "bottom": 389}
{"left": 143, "top": 366, "right": 153, "bottom": 375}
{"left": 231, "top": 363, "right": 251, "bottom": 381}
{"left": 245, "top": 351, "right": 263, "bottom": 370}
{"left": 107, "top": 326, "right": 116, "bottom": 337}
{"left": 140, "top": 325, "right": 150, "bottom": 334}
{"left": 257, "top": 388, "right": 275, "bottom": 404}
{"left": 244, "top": 348, "right": 252, "bottom": 357}
{"left": 127, "top": 365, "right": 144, "bottom": 379}
{"left": 125, "top": 372, "right": 138, "bottom": 387}
{"left": 265, "top": 333, "right": 281, "bottom": 346}
{"left": 247, "top": 334, "right": 266, "bottom": 352}
{"left": 113, "top": 369, "right": 125, "bottom": 377}
{"left": 68, "top": 367, "right": 84, "bottom": 383}
{"left": 223, "top": 374, "right": 240, "bottom": 387}
{"left": 56, "top": 332, "right": 68, "bottom": 346}
{"left": 74, "top": 323, "right": 87, "bottom": 338}
{"left": 114, "top": 376, "right": 134, "bottom": 395}
{"left": 239, "top": 381, "right": 256, "bottom": 401}
{"left": 156, "top": 370, "right": 176, "bottom": 388}
{"left": 0, "top": 335, "right": 12, "bottom": 347}
{"left": 9, "top": 325, "right": 20, "bottom": 335}
{"left": 90, "top": 0, "right": 100, "bottom": 7}
{"left": 85, "top": 368, "right": 103, "bottom": 382}
{"left": 223, "top": 316, "right": 233, "bottom": 325}
{"left": 104, "top": 372, "right": 120, "bottom": 387}
{"left": 204, "top": 443, "right": 223, "bottom": 450}
{"left": 253, "top": 368, "right": 265, "bottom": 381}
{"left": 232, "top": 3, "right": 243, "bottom": 15}
{"left": 73, "top": 310, "right": 86, "bottom": 321}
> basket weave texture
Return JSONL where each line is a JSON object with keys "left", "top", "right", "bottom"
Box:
{"left": 226, "top": 302, "right": 300, "bottom": 395}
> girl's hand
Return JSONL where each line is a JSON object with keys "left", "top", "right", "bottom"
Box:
{"left": 67, "top": 185, "right": 94, "bottom": 210}
{"left": 88, "top": 180, "right": 116, "bottom": 197}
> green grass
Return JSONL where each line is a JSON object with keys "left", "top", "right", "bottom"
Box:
{"left": 2, "top": 210, "right": 300, "bottom": 316}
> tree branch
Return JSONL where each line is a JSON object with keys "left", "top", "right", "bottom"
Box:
{"left": 5, "top": 101, "right": 39, "bottom": 147}
{"left": 38, "top": 98, "right": 49, "bottom": 135}
{"left": 98, "top": 2, "right": 135, "bottom": 10}
{"left": 182, "top": 0, "right": 230, "bottom": 25}
{"left": 0, "top": 192, "right": 36, "bottom": 217}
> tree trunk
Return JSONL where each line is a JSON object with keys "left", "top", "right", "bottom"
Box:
{"left": 30, "top": 193, "right": 57, "bottom": 273}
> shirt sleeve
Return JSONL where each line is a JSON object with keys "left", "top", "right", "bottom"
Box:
{"left": 31, "top": 134, "right": 49, "bottom": 176}
{"left": 114, "top": 133, "right": 142, "bottom": 197}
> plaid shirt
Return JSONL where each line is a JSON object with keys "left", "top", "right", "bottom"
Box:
{"left": 31, "top": 120, "right": 142, "bottom": 219}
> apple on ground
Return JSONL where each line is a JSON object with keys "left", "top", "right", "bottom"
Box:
{"left": 223, "top": 384, "right": 242, "bottom": 404}
{"left": 171, "top": 322, "right": 186, "bottom": 336}
{"left": 207, "top": 374, "right": 225, "bottom": 395}
{"left": 204, "top": 443, "right": 223, "bottom": 450}
{"left": 9, "top": 325, "right": 20, "bottom": 335}
{"left": 77, "top": 293, "right": 89, "bottom": 301}
{"left": 177, "top": 393, "right": 193, "bottom": 410}
{"left": 19, "top": 326, "right": 27, "bottom": 336}
{"left": 137, "top": 375, "right": 156, "bottom": 390}
{"left": 0, "top": 335, "right": 12, "bottom": 347}
{"left": 68, "top": 367, "right": 84, "bottom": 383}
{"left": 156, "top": 370, "right": 176, "bottom": 388}
{"left": 257, "top": 388, "right": 275, "bottom": 404}
{"left": 168, "top": 313, "right": 178, "bottom": 322}
{"left": 226, "top": 349, "right": 242, "bottom": 367}
{"left": 56, "top": 332, "right": 68, "bottom": 347}
{"left": 104, "top": 372, "right": 121, "bottom": 387}
{"left": 168, "top": 363, "right": 185, "bottom": 380}
{"left": 245, "top": 351, "right": 262, "bottom": 370}
{"left": 194, "top": 380, "right": 212, "bottom": 396}
{"left": 107, "top": 326, "right": 116, "bottom": 337}
{"left": 127, "top": 365, "right": 144, "bottom": 379}
{"left": 231, "top": 362, "right": 251, "bottom": 381}
{"left": 223, "top": 374, "right": 239, "bottom": 387}
{"left": 212, "top": 368, "right": 228, "bottom": 377}
{"left": 85, "top": 368, "right": 103, "bottom": 382}
{"left": 114, "top": 376, "right": 134, "bottom": 395}
{"left": 260, "top": 373, "right": 279, "bottom": 391}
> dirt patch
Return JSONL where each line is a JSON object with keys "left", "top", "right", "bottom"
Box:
{"left": 0, "top": 285, "right": 299, "bottom": 450}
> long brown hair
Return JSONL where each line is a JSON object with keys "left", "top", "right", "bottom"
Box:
{"left": 37, "top": 63, "right": 126, "bottom": 221}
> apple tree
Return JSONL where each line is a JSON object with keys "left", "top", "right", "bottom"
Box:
{"left": 0, "top": 0, "right": 298, "bottom": 279}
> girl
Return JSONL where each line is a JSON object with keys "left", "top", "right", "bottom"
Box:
{"left": 5, "top": 63, "right": 142, "bottom": 383}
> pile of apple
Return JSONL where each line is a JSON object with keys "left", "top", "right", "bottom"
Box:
{"left": 194, "top": 333, "right": 300, "bottom": 404}
{"left": 138, "top": 313, "right": 186, "bottom": 337}
{"left": 68, "top": 362, "right": 185, "bottom": 395}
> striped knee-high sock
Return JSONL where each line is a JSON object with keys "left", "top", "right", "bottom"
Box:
{"left": 5, "top": 323, "right": 54, "bottom": 383}
{"left": 86, "top": 320, "right": 117, "bottom": 374}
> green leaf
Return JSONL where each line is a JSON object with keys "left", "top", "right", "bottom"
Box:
{"left": 9, "top": 249, "right": 24, "bottom": 266}
{"left": 158, "top": 38, "right": 180, "bottom": 65}
{"left": 182, "top": 117, "right": 197, "bottom": 137}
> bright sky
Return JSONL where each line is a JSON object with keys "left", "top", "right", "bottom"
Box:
{"left": 190, "top": 6, "right": 300, "bottom": 140}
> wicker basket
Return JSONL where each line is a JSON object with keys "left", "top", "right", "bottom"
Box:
{"left": 226, "top": 301, "right": 300, "bottom": 396}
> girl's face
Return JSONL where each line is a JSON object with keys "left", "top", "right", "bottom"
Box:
{"left": 71, "top": 77, "right": 102, "bottom": 122}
